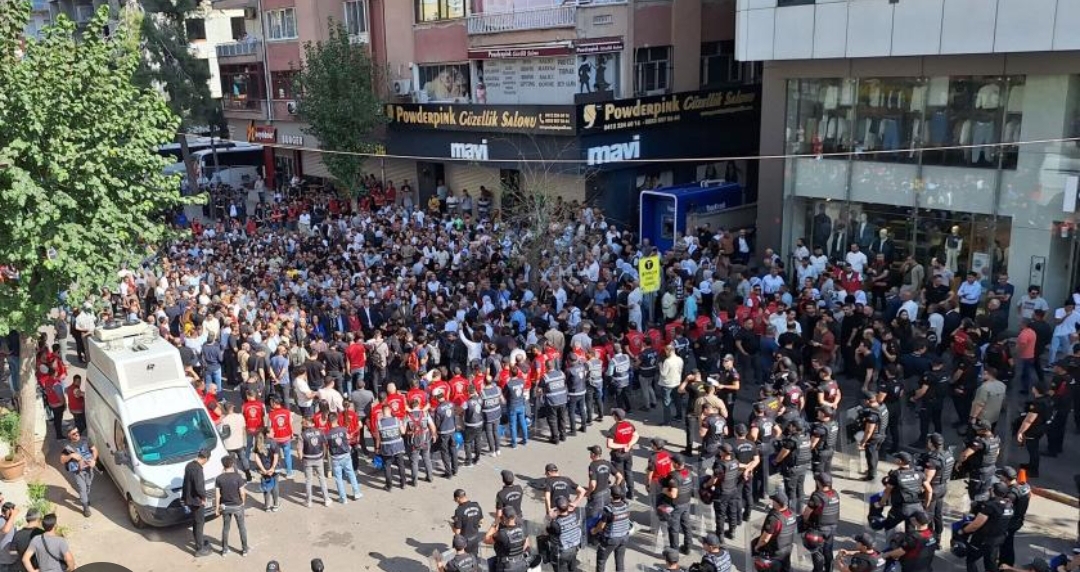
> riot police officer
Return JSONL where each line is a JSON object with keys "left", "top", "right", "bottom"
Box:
{"left": 958, "top": 483, "right": 1013, "bottom": 572}
{"left": 837, "top": 534, "right": 886, "bottom": 572}
{"left": 566, "top": 354, "right": 589, "bottom": 433}
{"left": 920, "top": 433, "right": 953, "bottom": 540}
{"left": 587, "top": 349, "right": 606, "bottom": 421}
{"left": 546, "top": 496, "right": 582, "bottom": 572}
{"left": 752, "top": 491, "right": 797, "bottom": 572}
{"left": 881, "top": 513, "right": 937, "bottom": 572}
{"left": 586, "top": 445, "right": 622, "bottom": 537}
{"left": 462, "top": 387, "right": 485, "bottom": 466}
{"left": 1016, "top": 381, "right": 1054, "bottom": 478}
{"left": 485, "top": 506, "right": 531, "bottom": 572}
{"left": 707, "top": 444, "right": 741, "bottom": 540}
{"left": 496, "top": 470, "right": 525, "bottom": 522}
{"left": 638, "top": 344, "right": 661, "bottom": 411}
{"left": 910, "top": 357, "right": 949, "bottom": 446}
{"left": 593, "top": 485, "right": 632, "bottom": 572}
{"left": 997, "top": 466, "right": 1031, "bottom": 567}
{"left": 716, "top": 355, "right": 741, "bottom": 422}
{"left": 876, "top": 364, "right": 905, "bottom": 454}
{"left": 749, "top": 403, "right": 781, "bottom": 502}
{"left": 960, "top": 420, "right": 1000, "bottom": 501}
{"left": 440, "top": 535, "right": 482, "bottom": 572}
{"left": 699, "top": 403, "right": 727, "bottom": 466}
{"left": 543, "top": 463, "right": 586, "bottom": 514}
{"left": 375, "top": 403, "right": 408, "bottom": 490}
{"left": 540, "top": 361, "right": 570, "bottom": 443}
{"left": 480, "top": 377, "right": 505, "bottom": 455}
{"left": 802, "top": 473, "right": 841, "bottom": 572}
{"left": 698, "top": 534, "right": 733, "bottom": 572}
{"left": 731, "top": 424, "right": 760, "bottom": 522}
{"left": 609, "top": 345, "right": 633, "bottom": 412}
{"left": 433, "top": 395, "right": 459, "bottom": 477}
{"left": 664, "top": 454, "right": 695, "bottom": 554}
{"left": 874, "top": 452, "right": 930, "bottom": 533}
{"left": 300, "top": 416, "right": 330, "bottom": 507}
{"left": 810, "top": 406, "right": 839, "bottom": 475}
{"left": 773, "top": 420, "right": 812, "bottom": 512}
{"left": 405, "top": 398, "right": 436, "bottom": 484}
{"left": 857, "top": 393, "right": 886, "bottom": 481}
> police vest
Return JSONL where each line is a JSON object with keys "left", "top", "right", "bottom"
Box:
{"left": 407, "top": 411, "right": 432, "bottom": 449}
{"left": 639, "top": 350, "right": 659, "bottom": 375}
{"left": 824, "top": 421, "right": 839, "bottom": 451}
{"left": 481, "top": 386, "right": 502, "bottom": 420}
{"left": 719, "top": 459, "right": 740, "bottom": 494}
{"left": 979, "top": 436, "right": 1000, "bottom": 469}
{"left": 704, "top": 415, "right": 726, "bottom": 449}
{"left": 675, "top": 468, "right": 694, "bottom": 505}
{"left": 435, "top": 401, "right": 457, "bottom": 435}
{"left": 792, "top": 435, "right": 812, "bottom": 471}
{"left": 605, "top": 500, "right": 632, "bottom": 540}
{"left": 811, "top": 489, "right": 840, "bottom": 528}
{"left": 931, "top": 450, "right": 954, "bottom": 491}
{"left": 498, "top": 525, "right": 527, "bottom": 559}
{"left": 702, "top": 550, "right": 733, "bottom": 572}
{"left": 327, "top": 426, "right": 351, "bottom": 457}
{"left": 876, "top": 404, "right": 890, "bottom": 434}
{"left": 611, "top": 354, "right": 631, "bottom": 387}
{"left": 895, "top": 468, "right": 924, "bottom": 505}
{"left": 850, "top": 551, "right": 887, "bottom": 572}
{"left": 554, "top": 512, "right": 582, "bottom": 551}
{"left": 446, "top": 552, "right": 481, "bottom": 572}
{"left": 773, "top": 508, "right": 798, "bottom": 555}
{"left": 587, "top": 359, "right": 604, "bottom": 387}
{"left": 301, "top": 428, "right": 325, "bottom": 460}
{"left": 1008, "top": 483, "right": 1031, "bottom": 531}
{"left": 567, "top": 365, "right": 587, "bottom": 396}
{"left": 734, "top": 438, "right": 757, "bottom": 464}
{"left": 379, "top": 416, "right": 405, "bottom": 456}
{"left": 755, "top": 418, "right": 776, "bottom": 442}
{"left": 543, "top": 371, "right": 569, "bottom": 407}
{"left": 464, "top": 397, "right": 484, "bottom": 428}
{"left": 673, "top": 337, "right": 690, "bottom": 359}
{"left": 902, "top": 530, "right": 937, "bottom": 572}
{"left": 506, "top": 378, "right": 526, "bottom": 407}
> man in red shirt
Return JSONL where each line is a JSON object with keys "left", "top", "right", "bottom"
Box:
{"left": 345, "top": 333, "right": 367, "bottom": 395}
{"left": 268, "top": 397, "right": 295, "bottom": 477}
{"left": 242, "top": 388, "right": 266, "bottom": 468}
{"left": 384, "top": 383, "right": 408, "bottom": 420}
{"left": 406, "top": 386, "right": 428, "bottom": 411}
{"left": 66, "top": 375, "right": 86, "bottom": 435}
{"left": 606, "top": 408, "right": 639, "bottom": 498}
{"left": 448, "top": 369, "right": 470, "bottom": 406}
{"left": 427, "top": 374, "right": 451, "bottom": 405}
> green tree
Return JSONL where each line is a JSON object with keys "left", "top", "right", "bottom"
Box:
{"left": 293, "top": 21, "right": 385, "bottom": 195}
{"left": 0, "top": 1, "right": 183, "bottom": 458}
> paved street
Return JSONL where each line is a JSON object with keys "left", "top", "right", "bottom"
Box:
{"left": 29, "top": 352, "right": 1080, "bottom": 572}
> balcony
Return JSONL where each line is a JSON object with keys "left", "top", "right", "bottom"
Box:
{"left": 467, "top": 5, "right": 576, "bottom": 35}
{"left": 221, "top": 97, "right": 268, "bottom": 118}
{"left": 216, "top": 39, "right": 262, "bottom": 59}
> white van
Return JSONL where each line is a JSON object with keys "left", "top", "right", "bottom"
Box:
{"left": 85, "top": 321, "right": 227, "bottom": 528}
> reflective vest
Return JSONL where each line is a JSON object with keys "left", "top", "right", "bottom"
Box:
{"left": 553, "top": 512, "right": 582, "bottom": 551}
{"left": 379, "top": 416, "right": 405, "bottom": 456}
{"left": 587, "top": 359, "right": 604, "bottom": 387}
{"left": 811, "top": 489, "right": 840, "bottom": 528}
{"left": 505, "top": 377, "right": 526, "bottom": 408}
{"left": 497, "top": 525, "right": 527, "bottom": 559}
{"left": 434, "top": 401, "right": 457, "bottom": 435}
{"left": 895, "top": 468, "right": 924, "bottom": 505}
{"left": 702, "top": 550, "right": 733, "bottom": 572}
{"left": 604, "top": 500, "right": 632, "bottom": 540}
{"left": 543, "top": 371, "right": 568, "bottom": 407}
{"left": 611, "top": 354, "right": 631, "bottom": 387}
{"left": 481, "top": 385, "right": 502, "bottom": 421}
{"left": 269, "top": 408, "right": 293, "bottom": 442}
{"left": 793, "top": 434, "right": 812, "bottom": 471}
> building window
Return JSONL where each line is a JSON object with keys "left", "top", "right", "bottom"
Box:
{"left": 271, "top": 70, "right": 298, "bottom": 100}
{"left": 185, "top": 18, "right": 206, "bottom": 41}
{"left": 415, "top": 0, "right": 465, "bottom": 23}
{"left": 700, "top": 41, "right": 762, "bottom": 87}
{"left": 777, "top": 0, "right": 815, "bottom": 6}
{"left": 417, "top": 63, "right": 471, "bottom": 103}
{"left": 221, "top": 63, "right": 266, "bottom": 107}
{"left": 344, "top": 0, "right": 367, "bottom": 36}
{"left": 230, "top": 16, "right": 246, "bottom": 40}
{"left": 634, "top": 46, "right": 671, "bottom": 96}
{"left": 266, "top": 8, "right": 298, "bottom": 41}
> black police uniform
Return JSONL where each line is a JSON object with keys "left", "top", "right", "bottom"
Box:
{"left": 732, "top": 437, "right": 758, "bottom": 521}
{"left": 779, "top": 434, "right": 812, "bottom": 513}
{"left": 587, "top": 458, "right": 615, "bottom": 522}
{"left": 541, "top": 370, "right": 570, "bottom": 442}
{"left": 666, "top": 467, "right": 694, "bottom": 551}
{"left": 481, "top": 384, "right": 503, "bottom": 454}
{"left": 921, "top": 449, "right": 953, "bottom": 539}
{"left": 491, "top": 523, "right": 528, "bottom": 572}
{"left": 595, "top": 497, "right": 632, "bottom": 572}
{"left": 750, "top": 414, "right": 777, "bottom": 501}
{"left": 496, "top": 484, "right": 524, "bottom": 521}
{"left": 463, "top": 394, "right": 485, "bottom": 464}
{"left": 453, "top": 501, "right": 484, "bottom": 557}
{"left": 999, "top": 481, "right": 1031, "bottom": 566}
{"left": 433, "top": 400, "right": 459, "bottom": 477}
{"left": 896, "top": 529, "right": 937, "bottom": 572}
{"left": 758, "top": 506, "right": 797, "bottom": 572}
{"left": 882, "top": 466, "right": 925, "bottom": 532}
{"left": 546, "top": 510, "right": 582, "bottom": 572}
{"left": 445, "top": 551, "right": 482, "bottom": 572}
{"left": 805, "top": 488, "right": 840, "bottom": 572}
{"left": 567, "top": 363, "right": 589, "bottom": 432}
{"left": 711, "top": 457, "right": 742, "bottom": 538}
{"left": 377, "top": 415, "right": 408, "bottom": 489}
{"left": 810, "top": 419, "right": 838, "bottom": 476}
{"left": 964, "top": 435, "right": 1000, "bottom": 501}
{"left": 966, "top": 498, "right": 1012, "bottom": 572}
{"left": 638, "top": 348, "right": 660, "bottom": 409}
{"left": 610, "top": 353, "right": 633, "bottom": 412}
{"left": 878, "top": 376, "right": 905, "bottom": 453}
{"left": 916, "top": 369, "right": 949, "bottom": 442}
{"left": 1020, "top": 395, "right": 1053, "bottom": 477}
{"left": 859, "top": 406, "right": 885, "bottom": 479}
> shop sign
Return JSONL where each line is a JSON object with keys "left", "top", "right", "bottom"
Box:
{"left": 281, "top": 134, "right": 304, "bottom": 146}
{"left": 246, "top": 120, "right": 277, "bottom": 143}
{"left": 586, "top": 134, "right": 640, "bottom": 166}
{"left": 574, "top": 38, "right": 623, "bottom": 55}
{"left": 450, "top": 139, "right": 489, "bottom": 161}
{"left": 385, "top": 103, "right": 576, "bottom": 135}
{"left": 468, "top": 44, "right": 573, "bottom": 60}
{"left": 578, "top": 86, "right": 760, "bottom": 134}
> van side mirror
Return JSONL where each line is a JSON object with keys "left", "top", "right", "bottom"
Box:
{"left": 113, "top": 450, "right": 131, "bottom": 467}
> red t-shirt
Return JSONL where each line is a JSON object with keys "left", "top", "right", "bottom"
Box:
{"left": 428, "top": 380, "right": 451, "bottom": 404}
{"left": 625, "top": 330, "right": 644, "bottom": 358}
{"left": 242, "top": 400, "right": 266, "bottom": 433}
{"left": 345, "top": 342, "right": 366, "bottom": 370}
{"left": 651, "top": 451, "right": 672, "bottom": 482}
{"left": 385, "top": 393, "right": 407, "bottom": 419}
{"left": 612, "top": 420, "right": 636, "bottom": 446}
{"left": 449, "top": 376, "right": 470, "bottom": 403}
{"left": 41, "top": 377, "right": 64, "bottom": 408}
{"left": 343, "top": 410, "right": 361, "bottom": 443}
{"left": 406, "top": 388, "right": 428, "bottom": 410}
{"left": 269, "top": 408, "right": 293, "bottom": 442}
{"left": 65, "top": 385, "right": 84, "bottom": 413}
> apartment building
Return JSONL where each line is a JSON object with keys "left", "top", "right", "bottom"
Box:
{"left": 219, "top": 0, "right": 763, "bottom": 226}
{"left": 740, "top": 0, "right": 1080, "bottom": 311}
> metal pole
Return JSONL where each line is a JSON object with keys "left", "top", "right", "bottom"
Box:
{"left": 258, "top": 0, "right": 274, "bottom": 123}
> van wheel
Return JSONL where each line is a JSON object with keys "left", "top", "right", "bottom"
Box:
{"left": 126, "top": 497, "right": 145, "bottom": 529}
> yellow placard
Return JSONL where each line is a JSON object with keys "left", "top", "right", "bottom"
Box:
{"left": 639, "top": 255, "right": 661, "bottom": 293}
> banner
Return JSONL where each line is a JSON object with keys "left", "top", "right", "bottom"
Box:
{"left": 577, "top": 86, "right": 761, "bottom": 134}
{"left": 385, "top": 103, "right": 576, "bottom": 135}
{"left": 639, "top": 255, "right": 661, "bottom": 294}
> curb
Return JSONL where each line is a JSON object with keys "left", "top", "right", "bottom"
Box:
{"left": 1033, "top": 486, "right": 1080, "bottom": 508}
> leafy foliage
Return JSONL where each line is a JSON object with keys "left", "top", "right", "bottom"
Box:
{"left": 0, "top": 1, "right": 185, "bottom": 452}
{"left": 293, "top": 21, "right": 385, "bottom": 194}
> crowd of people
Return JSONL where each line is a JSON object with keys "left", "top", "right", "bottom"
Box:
{"left": 12, "top": 175, "right": 1079, "bottom": 572}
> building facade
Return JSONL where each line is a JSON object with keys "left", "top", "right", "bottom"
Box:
{"left": 219, "top": 0, "right": 763, "bottom": 228}
{"left": 741, "top": 0, "right": 1080, "bottom": 310}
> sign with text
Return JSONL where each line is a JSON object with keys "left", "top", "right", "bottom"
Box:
{"left": 246, "top": 121, "right": 277, "bottom": 143}
{"left": 478, "top": 56, "right": 579, "bottom": 105}
{"left": 639, "top": 255, "right": 661, "bottom": 293}
{"left": 577, "top": 86, "right": 761, "bottom": 134}
{"left": 385, "top": 103, "right": 576, "bottom": 135}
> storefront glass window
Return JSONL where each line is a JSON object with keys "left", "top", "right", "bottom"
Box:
{"left": 918, "top": 76, "right": 1013, "bottom": 169}
{"left": 853, "top": 77, "right": 921, "bottom": 163}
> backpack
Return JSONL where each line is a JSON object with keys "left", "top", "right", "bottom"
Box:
{"left": 370, "top": 341, "right": 387, "bottom": 369}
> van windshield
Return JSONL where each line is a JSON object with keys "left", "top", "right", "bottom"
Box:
{"left": 129, "top": 409, "right": 218, "bottom": 465}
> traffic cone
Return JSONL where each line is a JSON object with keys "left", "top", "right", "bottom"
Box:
{"left": 1017, "top": 467, "right": 1028, "bottom": 484}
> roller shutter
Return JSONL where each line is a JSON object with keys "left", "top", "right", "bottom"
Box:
{"left": 302, "top": 150, "right": 332, "bottom": 180}
{"left": 377, "top": 158, "right": 416, "bottom": 187}
{"left": 445, "top": 163, "right": 500, "bottom": 198}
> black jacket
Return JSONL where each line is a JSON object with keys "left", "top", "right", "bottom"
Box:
{"left": 182, "top": 460, "right": 206, "bottom": 507}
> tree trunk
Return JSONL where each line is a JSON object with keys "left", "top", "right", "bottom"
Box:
{"left": 18, "top": 334, "right": 41, "bottom": 464}
{"left": 178, "top": 133, "right": 198, "bottom": 194}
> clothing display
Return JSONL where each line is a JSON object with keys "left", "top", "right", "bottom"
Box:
{"left": 1006, "top": 84, "right": 1024, "bottom": 114}
{"left": 927, "top": 77, "right": 950, "bottom": 107}
{"left": 975, "top": 83, "right": 1001, "bottom": 110}
{"left": 971, "top": 120, "right": 997, "bottom": 164}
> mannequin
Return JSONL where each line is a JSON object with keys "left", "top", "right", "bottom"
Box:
{"left": 828, "top": 224, "right": 849, "bottom": 260}
{"left": 870, "top": 228, "right": 894, "bottom": 264}
{"left": 812, "top": 204, "right": 833, "bottom": 251}
{"left": 854, "top": 212, "right": 876, "bottom": 250}
{"left": 945, "top": 225, "right": 963, "bottom": 273}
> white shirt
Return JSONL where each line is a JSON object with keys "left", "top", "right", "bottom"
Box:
{"left": 845, "top": 251, "right": 868, "bottom": 274}
{"left": 809, "top": 254, "right": 828, "bottom": 275}
{"left": 1054, "top": 308, "right": 1080, "bottom": 337}
{"left": 761, "top": 274, "right": 785, "bottom": 295}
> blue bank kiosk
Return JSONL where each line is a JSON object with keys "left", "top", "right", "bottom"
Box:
{"left": 639, "top": 181, "right": 751, "bottom": 253}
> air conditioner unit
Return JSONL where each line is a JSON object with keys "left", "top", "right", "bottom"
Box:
{"left": 244, "top": 7, "right": 257, "bottom": 19}
{"left": 392, "top": 79, "right": 413, "bottom": 96}
{"left": 286, "top": 101, "right": 298, "bottom": 115}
